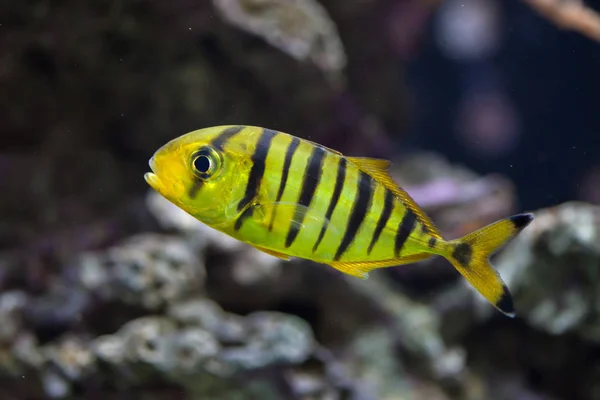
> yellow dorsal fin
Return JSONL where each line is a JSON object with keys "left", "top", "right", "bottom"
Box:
{"left": 346, "top": 156, "right": 443, "bottom": 239}
{"left": 347, "top": 157, "right": 391, "bottom": 170}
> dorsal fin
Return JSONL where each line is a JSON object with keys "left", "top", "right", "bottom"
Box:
{"left": 346, "top": 156, "right": 443, "bottom": 239}
{"left": 303, "top": 138, "right": 343, "bottom": 155}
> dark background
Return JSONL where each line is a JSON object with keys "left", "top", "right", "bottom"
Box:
{"left": 405, "top": 0, "right": 600, "bottom": 210}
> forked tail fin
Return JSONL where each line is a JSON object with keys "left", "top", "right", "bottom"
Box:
{"left": 443, "top": 213, "right": 534, "bottom": 317}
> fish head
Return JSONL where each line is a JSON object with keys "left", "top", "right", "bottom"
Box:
{"left": 145, "top": 126, "right": 252, "bottom": 226}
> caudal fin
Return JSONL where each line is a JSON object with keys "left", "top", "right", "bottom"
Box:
{"left": 444, "top": 213, "right": 534, "bottom": 317}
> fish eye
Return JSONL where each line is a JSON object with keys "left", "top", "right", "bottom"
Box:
{"left": 194, "top": 155, "right": 211, "bottom": 174}
{"left": 191, "top": 146, "right": 221, "bottom": 179}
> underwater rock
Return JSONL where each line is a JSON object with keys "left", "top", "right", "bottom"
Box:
{"left": 213, "top": 0, "right": 347, "bottom": 74}
{"left": 167, "top": 298, "right": 246, "bottom": 344}
{"left": 230, "top": 249, "right": 283, "bottom": 286}
{"left": 42, "top": 369, "right": 71, "bottom": 399}
{"left": 11, "top": 332, "right": 44, "bottom": 371}
{"left": 167, "top": 327, "right": 221, "bottom": 373}
{"left": 344, "top": 274, "right": 465, "bottom": 383}
{"left": 22, "top": 282, "right": 90, "bottom": 339}
{"left": 220, "top": 311, "right": 314, "bottom": 371}
{"left": 102, "top": 315, "right": 224, "bottom": 379}
{"left": 87, "top": 309, "right": 321, "bottom": 398}
{"left": 1, "top": 333, "right": 97, "bottom": 399}
{"left": 0, "top": 321, "right": 354, "bottom": 400}
{"left": 90, "top": 303, "right": 314, "bottom": 377}
{"left": 79, "top": 233, "right": 205, "bottom": 309}
{"left": 347, "top": 325, "right": 451, "bottom": 400}
{"left": 0, "top": 291, "right": 28, "bottom": 344}
{"left": 117, "top": 316, "right": 179, "bottom": 369}
{"left": 43, "top": 335, "right": 96, "bottom": 382}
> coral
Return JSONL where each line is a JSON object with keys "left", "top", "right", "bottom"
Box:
{"left": 213, "top": 0, "right": 347, "bottom": 78}
{"left": 79, "top": 234, "right": 205, "bottom": 309}
{"left": 0, "top": 230, "right": 354, "bottom": 399}
{"left": 0, "top": 291, "right": 28, "bottom": 344}
{"left": 522, "top": 0, "right": 600, "bottom": 42}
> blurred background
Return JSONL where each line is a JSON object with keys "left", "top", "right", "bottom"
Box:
{"left": 1, "top": 0, "right": 600, "bottom": 399}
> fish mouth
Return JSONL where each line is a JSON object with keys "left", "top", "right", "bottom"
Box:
{"left": 144, "top": 156, "right": 161, "bottom": 190}
{"left": 144, "top": 172, "right": 160, "bottom": 189}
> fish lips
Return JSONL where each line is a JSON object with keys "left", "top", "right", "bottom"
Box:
{"left": 144, "top": 156, "right": 161, "bottom": 190}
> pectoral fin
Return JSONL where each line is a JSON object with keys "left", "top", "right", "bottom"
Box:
{"left": 257, "top": 202, "right": 336, "bottom": 236}
{"left": 236, "top": 201, "right": 337, "bottom": 250}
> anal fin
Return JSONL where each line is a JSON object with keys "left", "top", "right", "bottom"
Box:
{"left": 252, "top": 245, "right": 291, "bottom": 261}
{"left": 327, "top": 252, "right": 434, "bottom": 279}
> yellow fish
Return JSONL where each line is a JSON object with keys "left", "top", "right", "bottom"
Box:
{"left": 145, "top": 125, "right": 533, "bottom": 317}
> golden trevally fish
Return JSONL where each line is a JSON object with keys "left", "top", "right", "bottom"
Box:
{"left": 144, "top": 125, "right": 534, "bottom": 317}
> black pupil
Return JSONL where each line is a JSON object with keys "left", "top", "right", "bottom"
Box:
{"left": 194, "top": 155, "right": 211, "bottom": 174}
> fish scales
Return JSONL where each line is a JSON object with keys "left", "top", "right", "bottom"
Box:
{"left": 145, "top": 125, "right": 534, "bottom": 317}
{"left": 211, "top": 126, "right": 428, "bottom": 263}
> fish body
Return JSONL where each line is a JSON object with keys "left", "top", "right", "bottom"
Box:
{"left": 145, "top": 125, "right": 533, "bottom": 317}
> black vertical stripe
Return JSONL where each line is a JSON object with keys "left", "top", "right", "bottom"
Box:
{"left": 234, "top": 207, "right": 254, "bottom": 231}
{"left": 333, "top": 171, "right": 373, "bottom": 261}
{"left": 212, "top": 125, "right": 243, "bottom": 150}
{"left": 367, "top": 189, "right": 394, "bottom": 254}
{"left": 312, "top": 157, "right": 346, "bottom": 252}
{"left": 268, "top": 136, "right": 301, "bottom": 231}
{"left": 234, "top": 128, "right": 276, "bottom": 230}
{"left": 313, "top": 157, "right": 346, "bottom": 253}
{"left": 188, "top": 180, "right": 204, "bottom": 199}
{"left": 284, "top": 147, "right": 326, "bottom": 248}
{"left": 395, "top": 210, "right": 417, "bottom": 257}
{"left": 276, "top": 137, "right": 301, "bottom": 202}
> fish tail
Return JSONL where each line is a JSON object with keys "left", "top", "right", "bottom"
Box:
{"left": 441, "top": 213, "right": 534, "bottom": 317}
